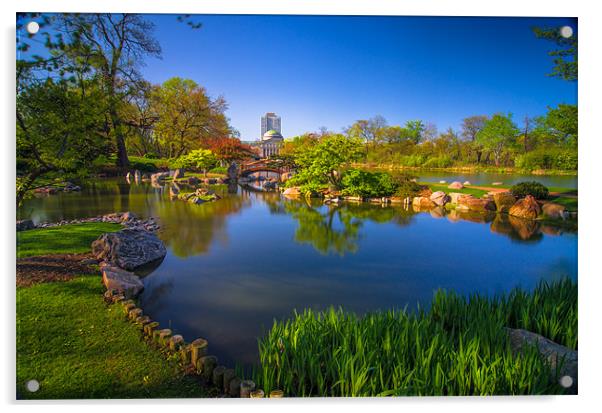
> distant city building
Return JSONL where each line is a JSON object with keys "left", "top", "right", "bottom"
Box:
{"left": 259, "top": 113, "right": 283, "bottom": 158}
{"left": 261, "top": 112, "right": 281, "bottom": 137}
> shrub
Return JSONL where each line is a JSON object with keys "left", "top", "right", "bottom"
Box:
{"left": 209, "top": 166, "right": 228, "bottom": 174}
{"left": 340, "top": 169, "right": 398, "bottom": 198}
{"left": 514, "top": 149, "right": 577, "bottom": 171}
{"left": 422, "top": 155, "right": 453, "bottom": 168}
{"left": 399, "top": 154, "right": 426, "bottom": 167}
{"left": 393, "top": 175, "right": 426, "bottom": 198}
{"left": 128, "top": 158, "right": 159, "bottom": 173}
{"left": 510, "top": 181, "right": 549, "bottom": 199}
{"left": 142, "top": 153, "right": 158, "bottom": 159}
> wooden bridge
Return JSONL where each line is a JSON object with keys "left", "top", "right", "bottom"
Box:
{"left": 239, "top": 159, "right": 290, "bottom": 179}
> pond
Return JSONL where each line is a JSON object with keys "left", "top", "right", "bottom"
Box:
{"left": 18, "top": 178, "right": 578, "bottom": 367}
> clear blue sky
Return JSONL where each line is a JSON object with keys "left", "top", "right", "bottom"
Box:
{"left": 26, "top": 14, "right": 578, "bottom": 141}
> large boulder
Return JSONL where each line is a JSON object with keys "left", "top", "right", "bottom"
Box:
{"left": 448, "top": 181, "right": 464, "bottom": 190}
{"left": 92, "top": 229, "right": 167, "bottom": 271}
{"left": 412, "top": 196, "right": 436, "bottom": 210}
{"left": 16, "top": 219, "right": 35, "bottom": 231}
{"left": 542, "top": 202, "right": 568, "bottom": 220}
{"left": 430, "top": 191, "right": 450, "bottom": 206}
{"left": 457, "top": 195, "right": 496, "bottom": 212}
{"left": 283, "top": 187, "right": 301, "bottom": 197}
{"left": 448, "top": 192, "right": 465, "bottom": 204}
{"left": 100, "top": 262, "right": 144, "bottom": 298}
{"left": 493, "top": 192, "right": 517, "bottom": 213}
{"left": 509, "top": 195, "right": 541, "bottom": 220}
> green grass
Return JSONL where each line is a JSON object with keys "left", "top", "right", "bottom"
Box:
{"left": 548, "top": 196, "right": 578, "bottom": 211}
{"left": 424, "top": 183, "right": 489, "bottom": 198}
{"left": 17, "top": 223, "right": 122, "bottom": 258}
{"left": 16, "top": 275, "right": 207, "bottom": 399}
{"left": 253, "top": 278, "right": 576, "bottom": 397}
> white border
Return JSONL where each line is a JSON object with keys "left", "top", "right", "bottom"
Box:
{"left": 2, "top": 1, "right": 601, "bottom": 412}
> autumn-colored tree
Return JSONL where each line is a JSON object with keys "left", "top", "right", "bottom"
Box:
{"left": 203, "top": 136, "right": 256, "bottom": 165}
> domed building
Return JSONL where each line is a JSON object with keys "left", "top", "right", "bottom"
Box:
{"left": 260, "top": 129, "right": 284, "bottom": 158}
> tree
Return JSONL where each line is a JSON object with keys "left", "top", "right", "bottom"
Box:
{"left": 176, "top": 149, "right": 217, "bottom": 176}
{"left": 150, "top": 77, "right": 230, "bottom": 158}
{"left": 203, "top": 136, "right": 256, "bottom": 165}
{"left": 16, "top": 78, "right": 108, "bottom": 206}
{"left": 59, "top": 14, "right": 162, "bottom": 167}
{"left": 401, "top": 120, "right": 425, "bottom": 144}
{"left": 533, "top": 26, "right": 577, "bottom": 81}
{"left": 540, "top": 104, "right": 578, "bottom": 147}
{"left": 476, "top": 114, "right": 519, "bottom": 166}
{"left": 290, "top": 134, "right": 364, "bottom": 190}
{"left": 461, "top": 115, "right": 489, "bottom": 163}
{"left": 346, "top": 115, "right": 388, "bottom": 144}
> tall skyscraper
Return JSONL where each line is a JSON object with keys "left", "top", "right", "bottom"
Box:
{"left": 261, "top": 112, "right": 282, "bottom": 137}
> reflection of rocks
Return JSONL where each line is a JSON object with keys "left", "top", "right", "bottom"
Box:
{"left": 92, "top": 229, "right": 167, "bottom": 271}
{"left": 227, "top": 162, "right": 239, "bottom": 182}
{"left": 151, "top": 172, "right": 170, "bottom": 182}
{"left": 430, "top": 207, "right": 445, "bottom": 219}
{"left": 491, "top": 214, "right": 541, "bottom": 241}
{"left": 493, "top": 192, "right": 516, "bottom": 213}
{"left": 430, "top": 191, "right": 450, "bottom": 206}
{"left": 452, "top": 209, "right": 495, "bottom": 224}
{"left": 172, "top": 168, "right": 184, "bottom": 181}
{"left": 169, "top": 183, "right": 180, "bottom": 199}
{"left": 134, "top": 170, "right": 141, "bottom": 183}
{"left": 541, "top": 225, "right": 563, "bottom": 236}
{"left": 509, "top": 195, "right": 541, "bottom": 220}
{"left": 188, "top": 176, "right": 200, "bottom": 185}
{"left": 542, "top": 202, "right": 568, "bottom": 220}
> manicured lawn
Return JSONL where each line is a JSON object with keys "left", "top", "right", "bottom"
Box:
{"left": 17, "top": 223, "right": 122, "bottom": 258}
{"left": 16, "top": 275, "right": 207, "bottom": 399}
{"left": 16, "top": 222, "right": 208, "bottom": 399}
{"left": 424, "top": 183, "right": 489, "bottom": 198}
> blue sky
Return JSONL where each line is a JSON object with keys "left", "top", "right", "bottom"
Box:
{"left": 22, "top": 14, "right": 578, "bottom": 140}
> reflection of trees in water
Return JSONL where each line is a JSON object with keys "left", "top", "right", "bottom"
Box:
{"left": 139, "top": 275, "right": 175, "bottom": 313}
{"left": 278, "top": 199, "right": 417, "bottom": 256}
{"left": 154, "top": 187, "right": 248, "bottom": 258}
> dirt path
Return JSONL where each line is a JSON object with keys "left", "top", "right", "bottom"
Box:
{"left": 16, "top": 253, "right": 98, "bottom": 287}
{"left": 469, "top": 185, "right": 578, "bottom": 198}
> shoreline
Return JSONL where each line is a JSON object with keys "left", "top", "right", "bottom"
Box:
{"left": 355, "top": 163, "right": 578, "bottom": 177}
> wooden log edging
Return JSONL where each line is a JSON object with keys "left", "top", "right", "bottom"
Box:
{"left": 102, "top": 288, "right": 281, "bottom": 398}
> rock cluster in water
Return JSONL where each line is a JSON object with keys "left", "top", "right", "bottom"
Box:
{"left": 18, "top": 212, "right": 160, "bottom": 233}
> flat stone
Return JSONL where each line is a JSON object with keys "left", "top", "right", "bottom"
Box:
{"left": 92, "top": 229, "right": 167, "bottom": 271}
{"left": 101, "top": 264, "right": 144, "bottom": 298}
{"left": 16, "top": 219, "right": 35, "bottom": 231}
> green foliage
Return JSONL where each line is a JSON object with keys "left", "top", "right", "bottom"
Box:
{"left": 510, "top": 181, "right": 550, "bottom": 200}
{"left": 290, "top": 134, "right": 365, "bottom": 192}
{"left": 514, "top": 148, "right": 577, "bottom": 171}
{"left": 476, "top": 113, "right": 520, "bottom": 166}
{"left": 533, "top": 26, "right": 577, "bottom": 81}
{"left": 422, "top": 155, "right": 453, "bottom": 168}
{"left": 395, "top": 176, "right": 427, "bottom": 198}
{"left": 208, "top": 166, "right": 228, "bottom": 174}
{"left": 399, "top": 154, "right": 426, "bottom": 167}
{"left": 253, "top": 278, "right": 576, "bottom": 396}
{"left": 174, "top": 149, "right": 218, "bottom": 174}
{"left": 340, "top": 169, "right": 399, "bottom": 198}
{"left": 17, "top": 223, "right": 122, "bottom": 258}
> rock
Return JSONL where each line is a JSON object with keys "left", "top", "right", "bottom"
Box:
{"left": 509, "top": 195, "right": 541, "bottom": 220}
{"left": 172, "top": 168, "right": 184, "bottom": 180}
{"left": 188, "top": 196, "right": 205, "bottom": 205}
{"left": 438, "top": 180, "right": 447, "bottom": 184}
{"left": 430, "top": 191, "right": 450, "bottom": 206}
{"left": 204, "top": 178, "right": 217, "bottom": 184}
{"left": 134, "top": 170, "right": 141, "bottom": 182}
{"left": 412, "top": 196, "right": 436, "bottom": 210}
{"left": 457, "top": 195, "right": 496, "bottom": 212}
{"left": 227, "top": 162, "right": 239, "bottom": 182}
{"left": 448, "top": 192, "right": 465, "bottom": 204}
{"left": 280, "top": 172, "right": 293, "bottom": 182}
{"left": 63, "top": 182, "right": 81, "bottom": 192}
{"left": 126, "top": 172, "right": 132, "bottom": 181}
{"left": 121, "top": 211, "right": 137, "bottom": 222}
{"left": 492, "top": 182, "right": 503, "bottom": 186}
{"left": 188, "top": 176, "right": 200, "bottom": 185}
{"left": 448, "top": 181, "right": 464, "bottom": 190}
{"left": 100, "top": 263, "right": 144, "bottom": 298}
{"left": 80, "top": 258, "right": 98, "bottom": 265}
{"left": 506, "top": 328, "right": 577, "bottom": 394}
{"left": 169, "top": 184, "right": 180, "bottom": 198}
{"left": 151, "top": 172, "right": 170, "bottom": 182}
{"left": 463, "top": 181, "right": 471, "bottom": 186}
{"left": 92, "top": 229, "right": 167, "bottom": 271}
{"left": 542, "top": 202, "right": 568, "bottom": 220}
{"left": 283, "top": 187, "right": 301, "bottom": 197}
{"left": 16, "top": 219, "right": 35, "bottom": 231}
{"left": 493, "top": 192, "right": 516, "bottom": 213}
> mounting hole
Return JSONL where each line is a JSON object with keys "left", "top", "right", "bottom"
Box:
{"left": 560, "top": 26, "right": 573, "bottom": 39}
{"left": 26, "top": 379, "right": 40, "bottom": 392}
{"left": 559, "top": 375, "right": 573, "bottom": 388}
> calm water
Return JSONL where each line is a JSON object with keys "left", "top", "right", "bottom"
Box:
{"left": 18, "top": 176, "right": 578, "bottom": 367}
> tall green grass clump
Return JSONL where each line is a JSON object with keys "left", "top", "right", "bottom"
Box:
{"left": 254, "top": 278, "right": 576, "bottom": 396}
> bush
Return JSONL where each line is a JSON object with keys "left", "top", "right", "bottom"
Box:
{"left": 422, "top": 155, "right": 453, "bottom": 168}
{"left": 209, "top": 166, "right": 228, "bottom": 174}
{"left": 510, "top": 181, "right": 549, "bottom": 199}
{"left": 393, "top": 175, "right": 426, "bottom": 198}
{"left": 514, "top": 148, "right": 577, "bottom": 171}
{"left": 399, "top": 154, "right": 426, "bottom": 167}
{"left": 340, "top": 169, "right": 398, "bottom": 198}
{"left": 142, "top": 153, "right": 158, "bottom": 159}
{"left": 128, "top": 158, "right": 159, "bottom": 173}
